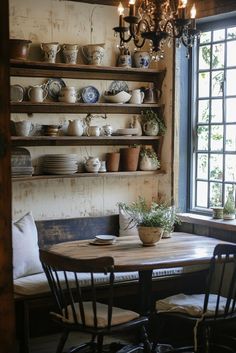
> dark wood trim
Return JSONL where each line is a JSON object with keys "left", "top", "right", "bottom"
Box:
{"left": 0, "top": 0, "right": 15, "bottom": 352}
{"left": 10, "top": 59, "right": 166, "bottom": 83}
{"left": 11, "top": 102, "right": 161, "bottom": 114}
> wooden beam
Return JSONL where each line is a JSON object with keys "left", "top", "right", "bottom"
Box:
{"left": 0, "top": 0, "right": 15, "bottom": 352}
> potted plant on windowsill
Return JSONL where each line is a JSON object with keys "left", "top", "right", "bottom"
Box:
{"left": 118, "top": 197, "right": 176, "bottom": 246}
{"left": 139, "top": 147, "right": 160, "bottom": 171}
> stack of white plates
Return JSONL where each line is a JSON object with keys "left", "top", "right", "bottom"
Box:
{"left": 43, "top": 154, "right": 78, "bottom": 175}
{"left": 90, "top": 235, "right": 116, "bottom": 246}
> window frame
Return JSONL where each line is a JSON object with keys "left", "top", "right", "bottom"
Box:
{"left": 188, "top": 14, "right": 236, "bottom": 215}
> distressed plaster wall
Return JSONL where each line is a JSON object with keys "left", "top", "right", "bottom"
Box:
{"left": 10, "top": 0, "right": 173, "bottom": 221}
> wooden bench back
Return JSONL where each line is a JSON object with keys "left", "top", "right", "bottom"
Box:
{"left": 35, "top": 214, "right": 119, "bottom": 248}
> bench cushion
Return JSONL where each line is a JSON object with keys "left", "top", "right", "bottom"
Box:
{"left": 13, "top": 212, "right": 43, "bottom": 280}
{"left": 14, "top": 265, "right": 209, "bottom": 296}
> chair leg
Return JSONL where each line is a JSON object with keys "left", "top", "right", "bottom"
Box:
{"left": 97, "top": 334, "right": 104, "bottom": 353}
{"left": 56, "top": 330, "right": 69, "bottom": 353}
{"left": 141, "top": 325, "right": 152, "bottom": 353}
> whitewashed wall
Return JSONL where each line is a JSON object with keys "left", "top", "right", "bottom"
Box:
{"left": 10, "top": 0, "right": 173, "bottom": 221}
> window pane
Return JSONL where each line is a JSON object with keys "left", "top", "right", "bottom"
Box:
{"left": 213, "top": 29, "right": 225, "bottom": 41}
{"left": 199, "top": 72, "right": 210, "bottom": 97}
{"left": 211, "top": 99, "right": 223, "bottom": 122}
{"left": 210, "top": 154, "right": 223, "bottom": 180}
{"left": 210, "top": 125, "right": 223, "bottom": 151}
{"left": 226, "top": 98, "right": 236, "bottom": 122}
{"left": 225, "top": 125, "right": 236, "bottom": 151}
{"left": 200, "top": 31, "right": 211, "bottom": 44}
{"left": 196, "top": 181, "right": 208, "bottom": 207}
{"left": 211, "top": 70, "right": 224, "bottom": 96}
{"left": 227, "top": 27, "right": 236, "bottom": 39}
{"left": 198, "top": 100, "right": 209, "bottom": 123}
{"left": 227, "top": 41, "right": 236, "bottom": 66}
{"left": 210, "top": 182, "right": 222, "bottom": 206}
{"left": 197, "top": 125, "right": 209, "bottom": 150}
{"left": 226, "top": 69, "right": 236, "bottom": 95}
{"left": 225, "top": 154, "right": 236, "bottom": 181}
{"left": 212, "top": 43, "right": 224, "bottom": 68}
{"left": 197, "top": 153, "right": 208, "bottom": 179}
{"left": 199, "top": 45, "right": 211, "bottom": 70}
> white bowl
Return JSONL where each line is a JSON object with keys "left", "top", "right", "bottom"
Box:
{"left": 103, "top": 91, "right": 131, "bottom": 103}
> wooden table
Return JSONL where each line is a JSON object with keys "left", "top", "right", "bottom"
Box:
{"left": 50, "top": 232, "right": 230, "bottom": 314}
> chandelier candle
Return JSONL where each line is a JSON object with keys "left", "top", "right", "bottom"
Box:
{"left": 118, "top": 2, "right": 124, "bottom": 27}
{"left": 178, "top": 0, "right": 187, "bottom": 19}
{"left": 190, "top": 3, "right": 196, "bottom": 29}
{"left": 129, "top": 0, "right": 135, "bottom": 17}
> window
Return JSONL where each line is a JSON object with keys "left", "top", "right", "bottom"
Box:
{"left": 190, "top": 17, "right": 236, "bottom": 212}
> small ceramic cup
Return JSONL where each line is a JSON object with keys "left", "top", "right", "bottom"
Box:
{"left": 15, "top": 120, "right": 33, "bottom": 136}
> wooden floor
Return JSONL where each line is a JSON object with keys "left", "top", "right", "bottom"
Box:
{"left": 29, "top": 332, "right": 133, "bottom": 353}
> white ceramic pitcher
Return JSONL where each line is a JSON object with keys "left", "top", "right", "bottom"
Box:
{"left": 67, "top": 119, "right": 84, "bottom": 136}
{"left": 129, "top": 89, "right": 144, "bottom": 104}
{"left": 28, "top": 85, "right": 48, "bottom": 103}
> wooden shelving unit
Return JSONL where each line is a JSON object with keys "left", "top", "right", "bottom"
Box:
{"left": 10, "top": 59, "right": 166, "bottom": 181}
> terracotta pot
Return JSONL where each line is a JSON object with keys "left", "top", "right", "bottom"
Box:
{"left": 106, "top": 152, "right": 120, "bottom": 172}
{"left": 120, "top": 147, "right": 140, "bottom": 171}
{"left": 138, "top": 226, "right": 163, "bottom": 246}
{"left": 10, "top": 39, "right": 32, "bottom": 60}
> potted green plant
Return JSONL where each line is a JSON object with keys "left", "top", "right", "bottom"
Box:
{"left": 118, "top": 197, "right": 175, "bottom": 246}
{"left": 141, "top": 109, "right": 166, "bottom": 136}
{"left": 139, "top": 147, "right": 160, "bottom": 171}
{"left": 223, "top": 189, "right": 235, "bottom": 220}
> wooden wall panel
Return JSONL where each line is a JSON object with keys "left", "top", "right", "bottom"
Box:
{"left": 0, "top": 0, "right": 15, "bottom": 352}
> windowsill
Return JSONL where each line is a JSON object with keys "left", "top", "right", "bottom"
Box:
{"left": 178, "top": 213, "right": 236, "bottom": 232}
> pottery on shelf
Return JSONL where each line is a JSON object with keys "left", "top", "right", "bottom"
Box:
{"left": 106, "top": 152, "right": 120, "bottom": 172}
{"left": 84, "top": 156, "right": 101, "bottom": 173}
{"left": 143, "top": 121, "right": 159, "bottom": 136}
{"left": 81, "top": 43, "right": 105, "bottom": 66}
{"left": 133, "top": 51, "right": 151, "bottom": 68}
{"left": 67, "top": 119, "right": 84, "bottom": 136}
{"left": 10, "top": 39, "right": 32, "bottom": 60}
{"left": 103, "top": 91, "right": 131, "bottom": 104}
{"left": 120, "top": 146, "right": 140, "bottom": 172}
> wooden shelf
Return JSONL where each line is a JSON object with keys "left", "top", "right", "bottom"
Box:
{"left": 11, "top": 102, "right": 161, "bottom": 114}
{"left": 11, "top": 169, "right": 165, "bottom": 182}
{"left": 10, "top": 59, "right": 166, "bottom": 84}
{"left": 11, "top": 135, "right": 162, "bottom": 146}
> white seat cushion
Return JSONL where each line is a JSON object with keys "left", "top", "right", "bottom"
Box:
{"left": 14, "top": 265, "right": 209, "bottom": 296}
{"left": 54, "top": 301, "right": 139, "bottom": 327}
{"left": 156, "top": 293, "right": 229, "bottom": 317}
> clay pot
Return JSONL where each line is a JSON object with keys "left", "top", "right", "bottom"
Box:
{"left": 10, "top": 39, "right": 32, "bottom": 60}
{"left": 106, "top": 152, "right": 120, "bottom": 172}
{"left": 120, "top": 147, "right": 140, "bottom": 171}
{"left": 138, "top": 226, "right": 163, "bottom": 246}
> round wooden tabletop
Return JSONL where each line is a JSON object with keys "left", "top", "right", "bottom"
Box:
{"left": 50, "top": 232, "right": 228, "bottom": 272}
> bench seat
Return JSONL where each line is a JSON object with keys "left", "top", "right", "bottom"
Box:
{"left": 14, "top": 265, "right": 209, "bottom": 297}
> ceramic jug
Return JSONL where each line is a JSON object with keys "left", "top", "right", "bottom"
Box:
{"left": 41, "top": 42, "right": 61, "bottom": 63}
{"left": 28, "top": 85, "right": 48, "bottom": 103}
{"left": 81, "top": 44, "right": 105, "bottom": 65}
{"left": 129, "top": 89, "right": 144, "bottom": 104}
{"left": 59, "top": 87, "right": 77, "bottom": 103}
{"left": 62, "top": 44, "right": 79, "bottom": 65}
{"left": 85, "top": 156, "right": 101, "bottom": 173}
{"left": 143, "top": 121, "right": 159, "bottom": 136}
{"left": 87, "top": 125, "right": 101, "bottom": 136}
{"left": 14, "top": 120, "right": 33, "bottom": 136}
{"left": 133, "top": 51, "right": 151, "bottom": 68}
{"left": 102, "top": 124, "right": 113, "bottom": 136}
{"left": 143, "top": 87, "right": 162, "bottom": 103}
{"left": 67, "top": 119, "right": 84, "bottom": 136}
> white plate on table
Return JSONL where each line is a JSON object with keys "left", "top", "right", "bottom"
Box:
{"left": 90, "top": 235, "right": 116, "bottom": 245}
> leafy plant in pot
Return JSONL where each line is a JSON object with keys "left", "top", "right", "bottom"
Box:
{"left": 141, "top": 109, "right": 166, "bottom": 136}
{"left": 139, "top": 147, "right": 160, "bottom": 171}
{"left": 118, "top": 197, "right": 176, "bottom": 246}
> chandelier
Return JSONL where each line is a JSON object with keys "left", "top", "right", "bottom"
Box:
{"left": 113, "top": 0, "right": 200, "bottom": 60}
